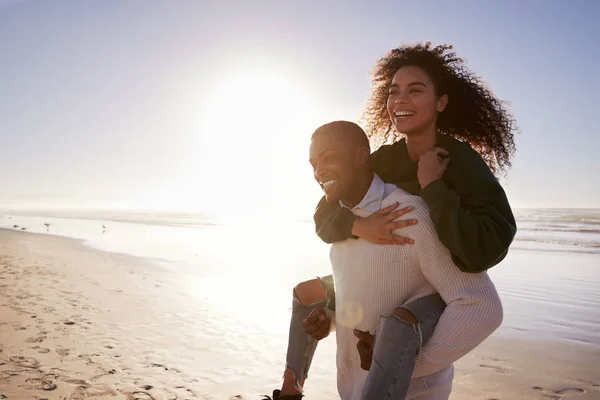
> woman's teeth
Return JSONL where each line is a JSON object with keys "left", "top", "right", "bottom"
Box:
{"left": 394, "top": 111, "right": 415, "bottom": 117}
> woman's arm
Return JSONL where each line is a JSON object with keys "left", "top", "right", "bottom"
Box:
{"left": 421, "top": 142, "right": 517, "bottom": 273}
{"left": 313, "top": 144, "right": 416, "bottom": 244}
{"left": 313, "top": 196, "right": 358, "bottom": 244}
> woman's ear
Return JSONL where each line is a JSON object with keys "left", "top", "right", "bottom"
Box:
{"left": 437, "top": 94, "right": 449, "bottom": 112}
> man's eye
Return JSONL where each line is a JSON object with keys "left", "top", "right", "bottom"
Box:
{"left": 325, "top": 155, "right": 336, "bottom": 162}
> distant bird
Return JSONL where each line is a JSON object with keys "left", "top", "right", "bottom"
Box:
{"left": 12, "top": 224, "right": 18, "bottom": 228}
{"left": 102, "top": 224, "right": 107, "bottom": 234}
{"left": 20, "top": 227, "right": 27, "bottom": 231}
{"left": 44, "top": 223, "right": 51, "bottom": 232}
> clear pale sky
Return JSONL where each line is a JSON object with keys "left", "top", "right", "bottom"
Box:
{"left": 1, "top": 0, "right": 599, "bottom": 217}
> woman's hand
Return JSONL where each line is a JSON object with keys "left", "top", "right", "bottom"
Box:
{"left": 417, "top": 147, "right": 450, "bottom": 189}
{"left": 351, "top": 203, "right": 417, "bottom": 245}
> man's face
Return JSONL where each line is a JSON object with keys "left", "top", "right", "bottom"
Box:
{"left": 309, "top": 133, "right": 363, "bottom": 203}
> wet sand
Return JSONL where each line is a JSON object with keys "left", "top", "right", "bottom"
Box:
{"left": 0, "top": 229, "right": 598, "bottom": 399}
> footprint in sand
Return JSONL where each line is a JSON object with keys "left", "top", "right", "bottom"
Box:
{"left": 69, "top": 386, "right": 89, "bottom": 400}
{"left": 532, "top": 385, "right": 586, "bottom": 398}
{"left": 31, "top": 346, "right": 51, "bottom": 354}
{"left": 25, "top": 373, "right": 58, "bottom": 391}
{"left": 61, "top": 378, "right": 88, "bottom": 385}
{"left": 26, "top": 335, "right": 47, "bottom": 343}
{"left": 478, "top": 364, "right": 508, "bottom": 374}
{"left": 555, "top": 388, "right": 586, "bottom": 395}
{"left": 56, "top": 348, "right": 71, "bottom": 357}
{"left": 125, "top": 392, "right": 155, "bottom": 400}
{"left": 12, "top": 325, "right": 27, "bottom": 331}
{"left": 9, "top": 356, "right": 40, "bottom": 369}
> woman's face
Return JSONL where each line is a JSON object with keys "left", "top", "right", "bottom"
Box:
{"left": 386, "top": 66, "right": 448, "bottom": 137}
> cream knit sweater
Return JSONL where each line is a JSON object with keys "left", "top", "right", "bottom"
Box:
{"left": 331, "top": 175, "right": 503, "bottom": 400}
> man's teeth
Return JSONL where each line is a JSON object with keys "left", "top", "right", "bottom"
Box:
{"left": 321, "top": 180, "right": 337, "bottom": 189}
{"left": 395, "top": 111, "right": 415, "bottom": 117}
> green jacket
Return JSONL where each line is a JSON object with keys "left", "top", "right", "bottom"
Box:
{"left": 313, "top": 135, "right": 517, "bottom": 273}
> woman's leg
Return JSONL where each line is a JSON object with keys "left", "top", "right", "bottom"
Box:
{"left": 280, "top": 275, "right": 335, "bottom": 395}
{"left": 360, "top": 294, "right": 446, "bottom": 400}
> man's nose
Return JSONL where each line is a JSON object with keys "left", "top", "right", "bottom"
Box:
{"left": 314, "top": 163, "right": 325, "bottom": 180}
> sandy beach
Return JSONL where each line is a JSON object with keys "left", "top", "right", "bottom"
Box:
{"left": 1, "top": 228, "right": 599, "bottom": 400}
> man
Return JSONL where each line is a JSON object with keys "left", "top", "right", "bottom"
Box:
{"left": 267, "top": 121, "right": 503, "bottom": 399}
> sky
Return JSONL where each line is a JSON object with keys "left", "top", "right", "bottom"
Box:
{"left": 1, "top": 0, "right": 599, "bottom": 217}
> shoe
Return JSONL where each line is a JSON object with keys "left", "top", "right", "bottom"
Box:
{"left": 261, "top": 389, "right": 304, "bottom": 399}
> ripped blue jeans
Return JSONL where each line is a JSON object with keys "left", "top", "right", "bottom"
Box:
{"left": 285, "top": 274, "right": 446, "bottom": 399}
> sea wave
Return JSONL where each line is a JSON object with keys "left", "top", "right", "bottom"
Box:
{"left": 514, "top": 237, "right": 600, "bottom": 249}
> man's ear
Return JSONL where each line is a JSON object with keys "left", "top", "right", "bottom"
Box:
{"left": 358, "top": 146, "right": 370, "bottom": 166}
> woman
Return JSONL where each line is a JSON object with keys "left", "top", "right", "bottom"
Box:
{"left": 268, "top": 42, "right": 517, "bottom": 400}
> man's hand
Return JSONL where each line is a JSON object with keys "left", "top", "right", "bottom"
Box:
{"left": 303, "top": 307, "right": 332, "bottom": 341}
{"left": 354, "top": 329, "right": 375, "bottom": 371}
{"left": 351, "top": 203, "right": 417, "bottom": 245}
{"left": 417, "top": 147, "right": 450, "bottom": 189}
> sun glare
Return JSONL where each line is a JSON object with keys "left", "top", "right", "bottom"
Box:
{"left": 193, "top": 68, "right": 323, "bottom": 214}
{"left": 200, "top": 68, "right": 313, "bottom": 139}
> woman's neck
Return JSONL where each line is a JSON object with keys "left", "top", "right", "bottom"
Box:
{"left": 406, "top": 128, "right": 438, "bottom": 161}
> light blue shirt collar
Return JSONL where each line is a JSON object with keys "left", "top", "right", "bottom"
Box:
{"left": 339, "top": 174, "right": 386, "bottom": 213}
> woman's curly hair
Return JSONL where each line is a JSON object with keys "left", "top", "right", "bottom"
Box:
{"left": 362, "top": 42, "right": 517, "bottom": 175}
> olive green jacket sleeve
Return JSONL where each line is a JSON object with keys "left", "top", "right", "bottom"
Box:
{"left": 313, "top": 195, "right": 358, "bottom": 243}
{"left": 420, "top": 142, "right": 517, "bottom": 273}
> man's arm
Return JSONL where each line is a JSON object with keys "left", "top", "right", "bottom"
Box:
{"left": 400, "top": 206, "right": 503, "bottom": 378}
{"left": 421, "top": 143, "right": 517, "bottom": 273}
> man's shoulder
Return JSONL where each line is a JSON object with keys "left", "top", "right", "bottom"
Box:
{"left": 382, "top": 187, "right": 427, "bottom": 210}
{"left": 383, "top": 188, "right": 438, "bottom": 240}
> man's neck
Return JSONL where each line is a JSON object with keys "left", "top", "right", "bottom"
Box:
{"left": 341, "top": 171, "right": 374, "bottom": 209}
{"left": 406, "top": 128, "right": 438, "bottom": 161}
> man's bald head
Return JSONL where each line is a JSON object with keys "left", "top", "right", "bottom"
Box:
{"left": 309, "top": 121, "right": 373, "bottom": 205}
{"left": 311, "top": 121, "right": 370, "bottom": 153}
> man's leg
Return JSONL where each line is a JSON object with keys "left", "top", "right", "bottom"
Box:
{"left": 360, "top": 294, "right": 446, "bottom": 400}
{"left": 280, "top": 275, "right": 335, "bottom": 396}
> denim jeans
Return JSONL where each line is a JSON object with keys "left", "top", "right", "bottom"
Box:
{"left": 284, "top": 274, "right": 446, "bottom": 399}
{"left": 285, "top": 275, "right": 336, "bottom": 391}
{"left": 360, "top": 292, "right": 446, "bottom": 399}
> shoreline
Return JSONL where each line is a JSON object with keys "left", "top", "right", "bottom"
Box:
{"left": 1, "top": 229, "right": 599, "bottom": 399}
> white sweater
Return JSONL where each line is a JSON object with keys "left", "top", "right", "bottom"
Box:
{"left": 331, "top": 175, "right": 503, "bottom": 400}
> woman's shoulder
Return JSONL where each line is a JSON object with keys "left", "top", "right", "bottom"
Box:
{"left": 372, "top": 138, "right": 407, "bottom": 157}
{"left": 438, "top": 135, "right": 488, "bottom": 169}
{"left": 438, "top": 135, "right": 477, "bottom": 156}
